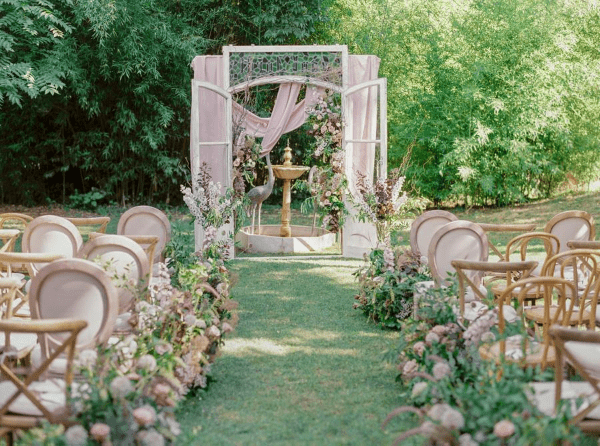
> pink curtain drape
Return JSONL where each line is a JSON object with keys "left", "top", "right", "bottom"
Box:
{"left": 233, "top": 83, "right": 322, "bottom": 157}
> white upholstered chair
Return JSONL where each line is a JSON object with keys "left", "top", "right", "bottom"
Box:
{"left": 22, "top": 216, "right": 83, "bottom": 276}
{"left": 544, "top": 210, "right": 595, "bottom": 256}
{"left": 0, "top": 318, "right": 87, "bottom": 441}
{"left": 409, "top": 210, "right": 457, "bottom": 260}
{"left": 413, "top": 220, "right": 488, "bottom": 318}
{"left": 117, "top": 206, "right": 171, "bottom": 264}
{"left": 78, "top": 234, "right": 150, "bottom": 314}
{"left": 28, "top": 258, "right": 118, "bottom": 374}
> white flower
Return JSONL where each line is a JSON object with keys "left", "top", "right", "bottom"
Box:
{"left": 137, "top": 354, "right": 157, "bottom": 372}
{"left": 90, "top": 423, "right": 110, "bottom": 442}
{"left": 77, "top": 349, "right": 97, "bottom": 368}
{"left": 427, "top": 403, "right": 451, "bottom": 421}
{"left": 441, "top": 407, "right": 465, "bottom": 430}
{"left": 459, "top": 433, "right": 479, "bottom": 446}
{"left": 133, "top": 405, "right": 157, "bottom": 427}
{"left": 425, "top": 332, "right": 440, "bottom": 345}
{"left": 65, "top": 425, "right": 88, "bottom": 446}
{"left": 493, "top": 419, "right": 515, "bottom": 438}
{"left": 110, "top": 376, "right": 134, "bottom": 398}
{"left": 206, "top": 325, "right": 221, "bottom": 338}
{"left": 184, "top": 314, "right": 197, "bottom": 326}
{"left": 137, "top": 429, "right": 165, "bottom": 446}
{"left": 411, "top": 381, "right": 428, "bottom": 398}
{"left": 432, "top": 362, "right": 452, "bottom": 380}
{"left": 155, "top": 341, "right": 173, "bottom": 355}
{"left": 402, "top": 359, "right": 418, "bottom": 376}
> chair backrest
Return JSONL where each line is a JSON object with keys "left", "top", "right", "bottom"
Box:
{"left": 451, "top": 259, "right": 538, "bottom": 315}
{"left": 544, "top": 210, "right": 595, "bottom": 255}
{"left": 65, "top": 216, "right": 111, "bottom": 241}
{"left": 0, "top": 318, "right": 86, "bottom": 423}
{"left": 117, "top": 206, "right": 171, "bottom": 263}
{"left": 477, "top": 223, "right": 537, "bottom": 261}
{"left": 78, "top": 235, "right": 150, "bottom": 313}
{"left": 549, "top": 326, "right": 600, "bottom": 425}
{"left": 0, "top": 213, "right": 33, "bottom": 250}
{"left": 541, "top": 249, "right": 600, "bottom": 328}
{"left": 29, "top": 258, "right": 118, "bottom": 354}
{"left": 0, "top": 229, "right": 20, "bottom": 253}
{"left": 498, "top": 276, "right": 579, "bottom": 369}
{"left": 0, "top": 277, "right": 21, "bottom": 319}
{"left": 504, "top": 231, "right": 560, "bottom": 272}
{"left": 409, "top": 210, "right": 458, "bottom": 258}
{"left": 22, "top": 216, "right": 83, "bottom": 275}
{"left": 427, "top": 220, "right": 488, "bottom": 286}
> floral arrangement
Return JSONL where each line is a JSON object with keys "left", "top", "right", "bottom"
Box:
{"left": 15, "top": 228, "right": 238, "bottom": 445}
{"left": 181, "top": 162, "right": 245, "bottom": 234}
{"left": 300, "top": 89, "right": 347, "bottom": 232}
{"left": 353, "top": 169, "right": 426, "bottom": 246}
{"left": 231, "top": 136, "right": 261, "bottom": 198}
{"left": 353, "top": 246, "right": 430, "bottom": 329}
{"left": 384, "top": 285, "right": 586, "bottom": 445}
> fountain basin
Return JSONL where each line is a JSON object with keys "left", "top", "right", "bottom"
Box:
{"left": 236, "top": 225, "right": 336, "bottom": 254}
{"left": 272, "top": 165, "right": 309, "bottom": 180}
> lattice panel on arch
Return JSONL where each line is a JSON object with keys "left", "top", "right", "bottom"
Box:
{"left": 229, "top": 51, "right": 343, "bottom": 87}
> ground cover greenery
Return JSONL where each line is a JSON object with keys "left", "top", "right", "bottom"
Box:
{"left": 3, "top": 189, "right": 600, "bottom": 443}
{"left": 175, "top": 258, "right": 407, "bottom": 446}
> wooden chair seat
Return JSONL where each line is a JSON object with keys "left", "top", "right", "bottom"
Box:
{"left": 525, "top": 306, "right": 591, "bottom": 327}
{"left": 0, "top": 318, "right": 87, "bottom": 438}
{"left": 480, "top": 337, "right": 555, "bottom": 368}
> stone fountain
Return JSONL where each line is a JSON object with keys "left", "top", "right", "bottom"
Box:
{"left": 236, "top": 144, "right": 336, "bottom": 254}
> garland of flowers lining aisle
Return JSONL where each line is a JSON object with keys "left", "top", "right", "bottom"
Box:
{"left": 16, "top": 180, "right": 242, "bottom": 445}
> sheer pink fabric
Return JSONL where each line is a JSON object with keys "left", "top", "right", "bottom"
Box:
{"left": 232, "top": 83, "right": 322, "bottom": 156}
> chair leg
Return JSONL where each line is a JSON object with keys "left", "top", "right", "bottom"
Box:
{"left": 0, "top": 428, "right": 14, "bottom": 446}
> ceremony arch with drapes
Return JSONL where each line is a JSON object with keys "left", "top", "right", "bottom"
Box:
{"left": 190, "top": 45, "right": 387, "bottom": 258}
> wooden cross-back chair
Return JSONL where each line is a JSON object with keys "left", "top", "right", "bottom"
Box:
{"left": 409, "top": 210, "right": 458, "bottom": 260}
{"left": 65, "top": 216, "right": 110, "bottom": 241}
{"left": 451, "top": 259, "right": 538, "bottom": 316}
{"left": 78, "top": 234, "right": 150, "bottom": 314}
{"left": 0, "top": 318, "right": 87, "bottom": 443}
{"left": 22, "top": 216, "right": 83, "bottom": 276}
{"left": 28, "top": 258, "right": 118, "bottom": 377}
{"left": 477, "top": 223, "right": 537, "bottom": 262}
{"left": 544, "top": 210, "right": 595, "bottom": 256}
{"left": 117, "top": 206, "right": 171, "bottom": 264}
{"left": 524, "top": 249, "right": 600, "bottom": 330}
{"left": 479, "top": 276, "right": 580, "bottom": 370}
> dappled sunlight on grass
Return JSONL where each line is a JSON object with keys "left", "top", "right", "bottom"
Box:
{"left": 223, "top": 337, "right": 358, "bottom": 357}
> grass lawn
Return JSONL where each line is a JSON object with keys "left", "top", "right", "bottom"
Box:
{"left": 175, "top": 258, "right": 409, "bottom": 446}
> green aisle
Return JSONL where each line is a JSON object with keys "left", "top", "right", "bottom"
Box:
{"left": 176, "top": 258, "right": 408, "bottom": 446}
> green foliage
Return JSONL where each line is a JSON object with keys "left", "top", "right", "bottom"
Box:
{"left": 390, "top": 284, "right": 591, "bottom": 445}
{"left": 323, "top": 0, "right": 600, "bottom": 206}
{"left": 0, "top": 0, "right": 72, "bottom": 106}
{"left": 353, "top": 247, "right": 430, "bottom": 329}
{"left": 0, "top": 0, "right": 324, "bottom": 206}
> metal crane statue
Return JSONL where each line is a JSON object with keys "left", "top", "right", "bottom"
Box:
{"left": 247, "top": 152, "right": 274, "bottom": 234}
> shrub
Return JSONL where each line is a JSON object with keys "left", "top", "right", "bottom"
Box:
{"left": 353, "top": 247, "right": 430, "bottom": 329}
